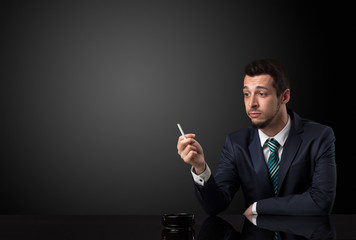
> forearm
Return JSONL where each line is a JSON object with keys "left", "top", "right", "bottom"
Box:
{"left": 191, "top": 164, "right": 229, "bottom": 214}
{"left": 194, "top": 176, "right": 232, "bottom": 215}
{"left": 257, "top": 191, "right": 334, "bottom": 216}
{"left": 192, "top": 135, "right": 240, "bottom": 215}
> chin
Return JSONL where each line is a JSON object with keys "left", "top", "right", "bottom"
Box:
{"left": 251, "top": 119, "right": 270, "bottom": 129}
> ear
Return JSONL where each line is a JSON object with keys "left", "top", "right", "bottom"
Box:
{"left": 281, "top": 89, "right": 290, "bottom": 104}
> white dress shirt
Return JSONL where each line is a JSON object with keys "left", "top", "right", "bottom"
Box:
{"left": 258, "top": 115, "right": 291, "bottom": 164}
{"left": 191, "top": 115, "right": 291, "bottom": 215}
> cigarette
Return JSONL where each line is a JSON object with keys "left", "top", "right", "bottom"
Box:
{"left": 177, "top": 123, "right": 187, "bottom": 140}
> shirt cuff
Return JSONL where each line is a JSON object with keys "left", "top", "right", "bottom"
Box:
{"left": 251, "top": 202, "right": 258, "bottom": 225}
{"left": 252, "top": 202, "right": 258, "bottom": 215}
{"left": 251, "top": 215, "right": 258, "bottom": 226}
{"left": 191, "top": 164, "right": 211, "bottom": 186}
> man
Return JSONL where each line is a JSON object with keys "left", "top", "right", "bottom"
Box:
{"left": 177, "top": 59, "right": 336, "bottom": 216}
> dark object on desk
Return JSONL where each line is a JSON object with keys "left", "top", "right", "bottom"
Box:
{"left": 162, "top": 213, "right": 195, "bottom": 240}
{"left": 162, "top": 213, "right": 195, "bottom": 228}
{"left": 162, "top": 227, "right": 195, "bottom": 240}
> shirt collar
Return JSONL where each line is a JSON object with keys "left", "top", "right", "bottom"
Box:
{"left": 258, "top": 114, "right": 291, "bottom": 147}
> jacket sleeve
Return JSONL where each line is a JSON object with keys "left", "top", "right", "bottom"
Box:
{"left": 257, "top": 127, "right": 337, "bottom": 215}
{"left": 255, "top": 215, "right": 336, "bottom": 239}
{"left": 194, "top": 135, "right": 240, "bottom": 215}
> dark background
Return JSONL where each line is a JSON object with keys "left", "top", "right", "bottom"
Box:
{"left": 2, "top": 1, "right": 355, "bottom": 214}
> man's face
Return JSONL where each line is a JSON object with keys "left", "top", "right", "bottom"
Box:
{"left": 243, "top": 74, "right": 281, "bottom": 129}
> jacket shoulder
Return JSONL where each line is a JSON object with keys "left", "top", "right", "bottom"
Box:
{"left": 290, "top": 110, "right": 335, "bottom": 141}
{"left": 300, "top": 118, "right": 335, "bottom": 140}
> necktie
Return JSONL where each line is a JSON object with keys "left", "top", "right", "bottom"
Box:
{"left": 267, "top": 138, "right": 280, "bottom": 196}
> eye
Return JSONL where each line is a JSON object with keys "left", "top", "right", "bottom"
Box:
{"left": 243, "top": 92, "right": 250, "bottom": 97}
{"left": 259, "top": 92, "right": 266, "bottom": 97}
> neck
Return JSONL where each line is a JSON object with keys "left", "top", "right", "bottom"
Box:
{"left": 260, "top": 107, "right": 289, "bottom": 137}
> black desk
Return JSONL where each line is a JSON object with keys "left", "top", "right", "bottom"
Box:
{"left": 0, "top": 214, "right": 355, "bottom": 239}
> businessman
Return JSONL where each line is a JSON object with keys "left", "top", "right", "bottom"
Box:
{"left": 177, "top": 59, "right": 336, "bottom": 216}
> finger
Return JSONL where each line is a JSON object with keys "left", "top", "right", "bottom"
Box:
{"left": 181, "top": 144, "right": 197, "bottom": 156}
{"left": 183, "top": 150, "right": 198, "bottom": 163}
{"left": 177, "top": 138, "right": 195, "bottom": 153}
{"left": 184, "top": 133, "right": 196, "bottom": 139}
{"left": 187, "top": 145, "right": 197, "bottom": 152}
{"left": 178, "top": 133, "right": 196, "bottom": 142}
{"left": 177, "top": 135, "right": 194, "bottom": 148}
{"left": 179, "top": 144, "right": 197, "bottom": 159}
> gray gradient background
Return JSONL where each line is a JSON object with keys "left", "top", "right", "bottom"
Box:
{"left": 2, "top": 1, "right": 355, "bottom": 214}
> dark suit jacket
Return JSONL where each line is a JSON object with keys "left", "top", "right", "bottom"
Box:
{"left": 194, "top": 110, "right": 336, "bottom": 215}
{"left": 256, "top": 215, "right": 336, "bottom": 239}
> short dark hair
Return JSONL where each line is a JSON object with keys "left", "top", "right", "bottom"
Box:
{"left": 244, "top": 59, "right": 290, "bottom": 97}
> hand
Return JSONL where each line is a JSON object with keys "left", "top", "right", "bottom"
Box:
{"left": 243, "top": 204, "right": 257, "bottom": 224}
{"left": 177, "top": 133, "right": 206, "bottom": 174}
{"left": 244, "top": 213, "right": 255, "bottom": 224}
{"left": 243, "top": 204, "right": 254, "bottom": 217}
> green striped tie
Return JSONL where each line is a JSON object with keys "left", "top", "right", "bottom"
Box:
{"left": 267, "top": 138, "right": 280, "bottom": 196}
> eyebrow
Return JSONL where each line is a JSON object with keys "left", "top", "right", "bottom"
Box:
{"left": 243, "top": 86, "right": 269, "bottom": 90}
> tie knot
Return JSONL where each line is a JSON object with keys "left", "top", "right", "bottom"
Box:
{"left": 267, "top": 138, "right": 280, "bottom": 153}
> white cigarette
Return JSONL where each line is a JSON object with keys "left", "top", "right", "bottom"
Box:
{"left": 177, "top": 123, "right": 187, "bottom": 140}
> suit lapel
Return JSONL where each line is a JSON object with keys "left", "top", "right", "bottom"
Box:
{"left": 249, "top": 130, "right": 274, "bottom": 194}
{"left": 277, "top": 111, "right": 303, "bottom": 195}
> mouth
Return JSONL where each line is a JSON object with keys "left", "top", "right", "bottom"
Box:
{"left": 248, "top": 111, "right": 261, "bottom": 118}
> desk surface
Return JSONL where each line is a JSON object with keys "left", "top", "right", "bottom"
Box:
{"left": 0, "top": 214, "right": 355, "bottom": 239}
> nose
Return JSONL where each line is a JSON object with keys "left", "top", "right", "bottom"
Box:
{"left": 248, "top": 94, "right": 258, "bottom": 108}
